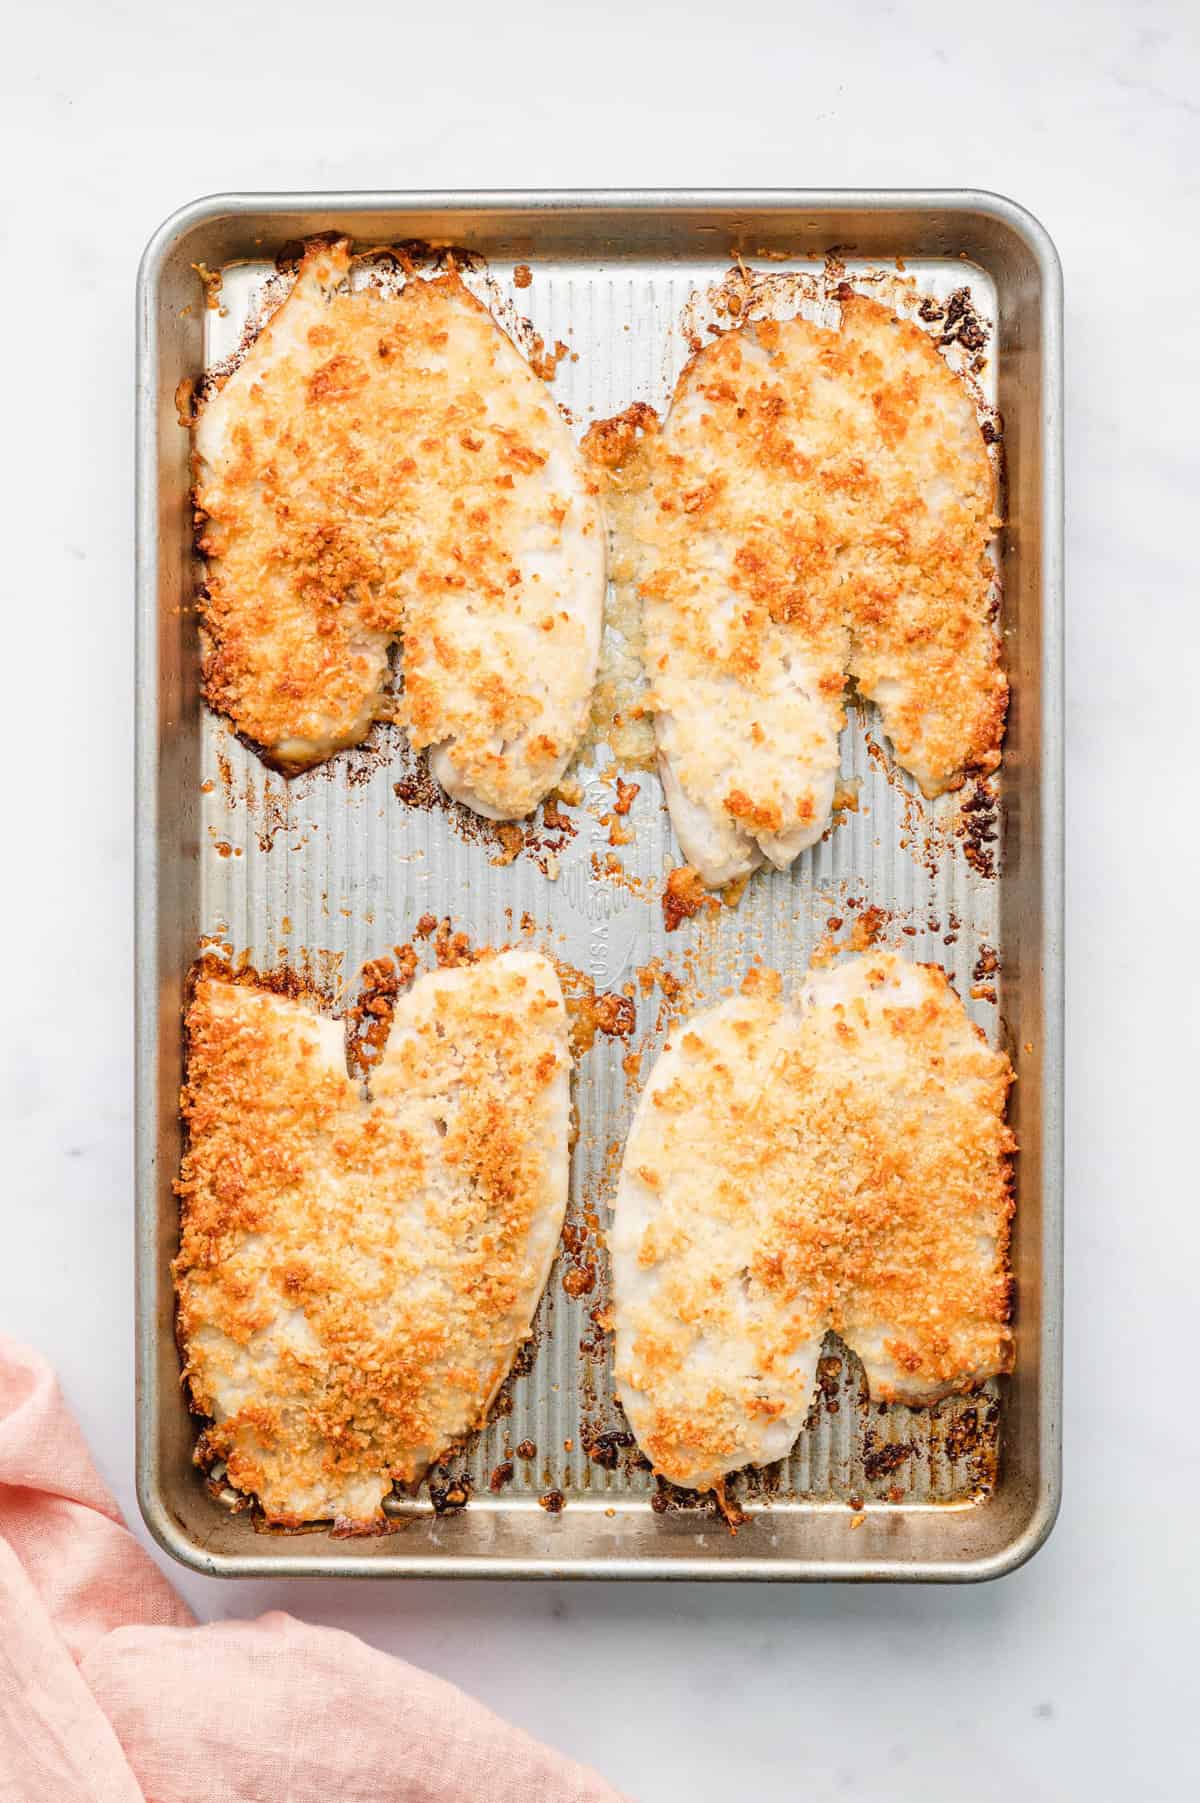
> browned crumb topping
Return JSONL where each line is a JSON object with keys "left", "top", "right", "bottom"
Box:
{"left": 192, "top": 239, "right": 602, "bottom": 815}
{"left": 621, "top": 290, "right": 1005, "bottom": 865}
{"left": 175, "top": 949, "right": 569, "bottom": 1530}
{"left": 613, "top": 954, "right": 1015, "bottom": 1493}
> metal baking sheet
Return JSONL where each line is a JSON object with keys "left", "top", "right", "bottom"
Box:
{"left": 135, "top": 191, "right": 1062, "bottom": 1580}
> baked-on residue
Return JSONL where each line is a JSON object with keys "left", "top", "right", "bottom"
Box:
{"left": 175, "top": 949, "right": 570, "bottom": 1529}
{"left": 191, "top": 239, "right": 605, "bottom": 819}
{"left": 630, "top": 294, "right": 1005, "bottom": 885}
{"left": 610, "top": 953, "right": 1015, "bottom": 1493}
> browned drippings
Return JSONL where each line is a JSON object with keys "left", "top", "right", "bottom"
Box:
{"left": 959, "top": 777, "right": 1001, "bottom": 879}
{"left": 585, "top": 1430, "right": 635, "bottom": 1471}
{"left": 428, "top": 1476, "right": 471, "bottom": 1515}
{"left": 863, "top": 1433, "right": 915, "bottom": 1483}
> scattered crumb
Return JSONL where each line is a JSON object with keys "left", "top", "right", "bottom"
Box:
{"left": 958, "top": 778, "right": 1000, "bottom": 879}
{"left": 589, "top": 849, "right": 654, "bottom": 901}
{"left": 849, "top": 905, "right": 889, "bottom": 951}
{"left": 974, "top": 944, "right": 1000, "bottom": 981}
{"left": 613, "top": 777, "right": 640, "bottom": 815}
{"left": 528, "top": 336, "right": 570, "bottom": 382}
{"left": 557, "top": 961, "right": 638, "bottom": 1058}
{"left": 345, "top": 954, "right": 401, "bottom": 1074}
{"left": 490, "top": 823, "right": 524, "bottom": 867}
{"left": 593, "top": 992, "right": 636, "bottom": 1038}
{"left": 662, "top": 864, "right": 714, "bottom": 933}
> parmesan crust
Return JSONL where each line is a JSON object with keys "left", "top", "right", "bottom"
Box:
{"left": 611, "top": 953, "right": 1015, "bottom": 1493}
{"left": 175, "top": 950, "right": 570, "bottom": 1529}
{"left": 192, "top": 240, "right": 605, "bottom": 819}
{"left": 632, "top": 295, "right": 1005, "bottom": 885}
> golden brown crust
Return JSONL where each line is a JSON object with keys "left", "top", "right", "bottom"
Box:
{"left": 612, "top": 953, "right": 1015, "bottom": 1492}
{"left": 631, "top": 293, "right": 1005, "bottom": 879}
{"left": 174, "top": 949, "right": 570, "bottom": 1528}
{"left": 192, "top": 240, "right": 604, "bottom": 816}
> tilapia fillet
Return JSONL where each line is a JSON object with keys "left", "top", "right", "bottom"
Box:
{"left": 611, "top": 954, "right": 1015, "bottom": 1493}
{"left": 192, "top": 240, "right": 605, "bottom": 819}
{"left": 174, "top": 950, "right": 570, "bottom": 1529}
{"left": 633, "top": 294, "right": 1006, "bottom": 885}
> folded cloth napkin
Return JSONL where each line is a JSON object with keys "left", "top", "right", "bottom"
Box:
{"left": 0, "top": 1337, "right": 627, "bottom": 1803}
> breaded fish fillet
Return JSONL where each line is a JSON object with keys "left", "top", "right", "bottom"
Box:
{"left": 634, "top": 294, "right": 1005, "bottom": 885}
{"left": 175, "top": 949, "right": 570, "bottom": 1529}
{"left": 611, "top": 953, "right": 1014, "bottom": 1493}
{"left": 192, "top": 240, "right": 605, "bottom": 819}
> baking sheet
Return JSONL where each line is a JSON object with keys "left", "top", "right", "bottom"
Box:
{"left": 136, "top": 193, "right": 1063, "bottom": 1579}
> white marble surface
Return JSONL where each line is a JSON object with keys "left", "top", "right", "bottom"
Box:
{"left": 3, "top": 0, "right": 1198, "bottom": 1796}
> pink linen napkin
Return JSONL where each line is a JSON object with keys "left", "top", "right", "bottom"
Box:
{"left": 0, "top": 1336, "right": 627, "bottom": 1802}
